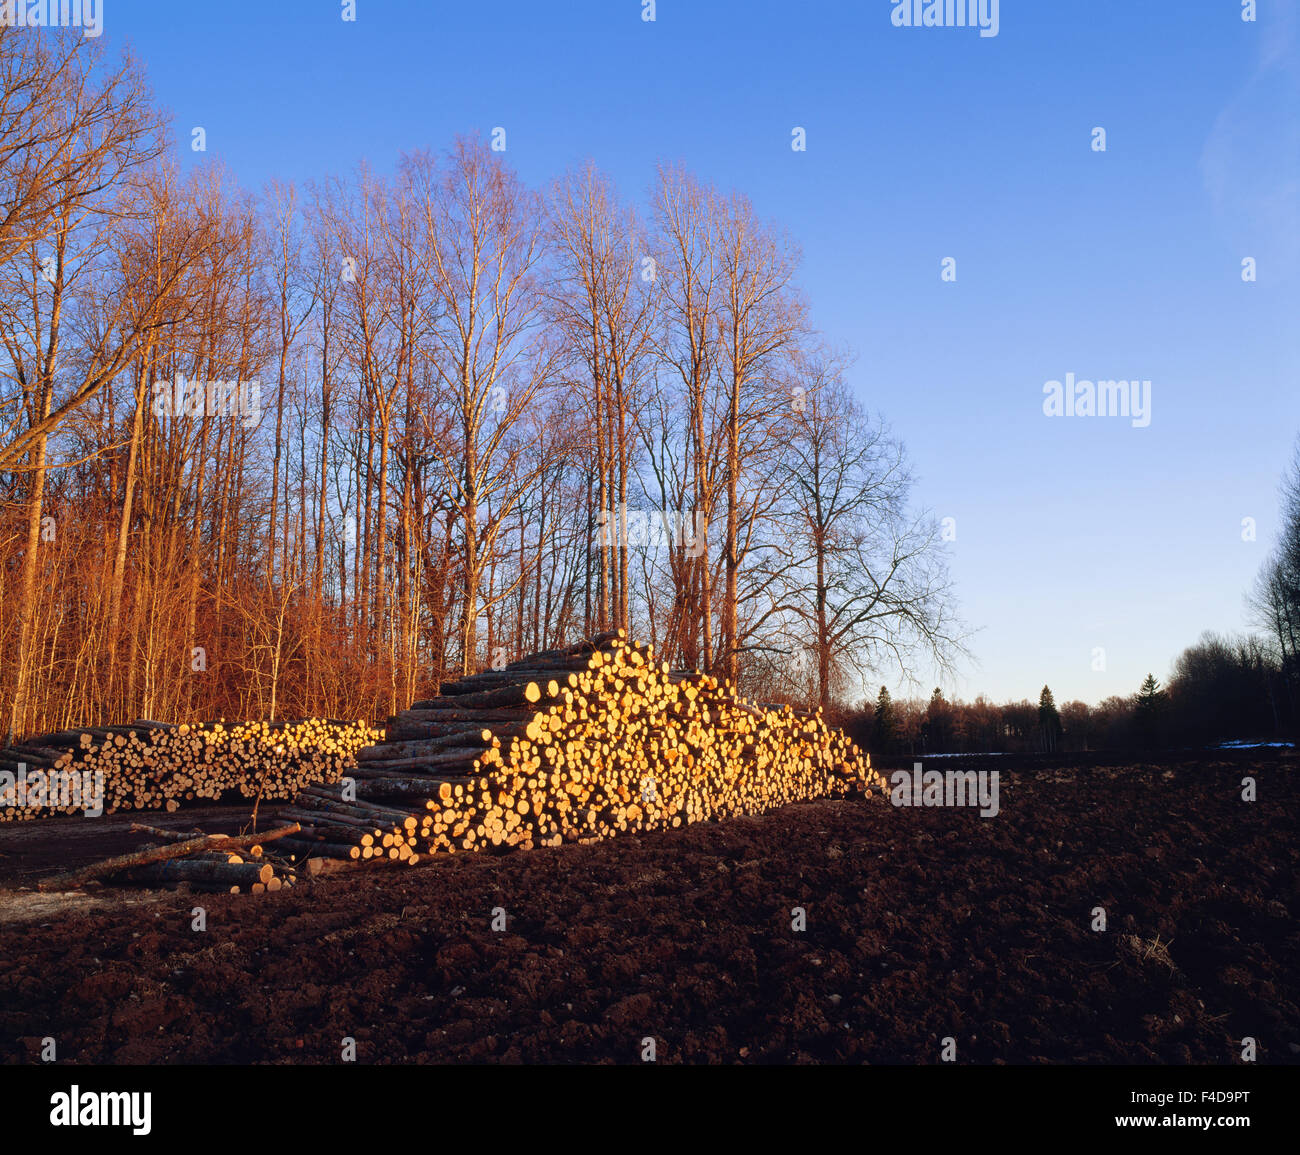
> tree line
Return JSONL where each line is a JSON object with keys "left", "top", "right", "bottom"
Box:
{"left": 857, "top": 443, "right": 1300, "bottom": 755}
{"left": 0, "top": 28, "right": 960, "bottom": 741}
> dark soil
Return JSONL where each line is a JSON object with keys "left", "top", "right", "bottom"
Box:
{"left": 1, "top": 754, "right": 1296, "bottom": 1064}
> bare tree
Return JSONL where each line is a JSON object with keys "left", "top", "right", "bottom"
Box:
{"left": 1248, "top": 437, "right": 1300, "bottom": 725}
{"left": 713, "top": 187, "right": 807, "bottom": 681}
{"left": 405, "top": 138, "right": 557, "bottom": 674}
{"left": 547, "top": 162, "right": 656, "bottom": 634}
{"left": 650, "top": 163, "right": 724, "bottom": 671}
{"left": 778, "top": 361, "right": 966, "bottom": 710}
{"left": 0, "top": 28, "right": 174, "bottom": 474}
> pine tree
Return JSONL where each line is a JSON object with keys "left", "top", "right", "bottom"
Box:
{"left": 872, "top": 686, "right": 896, "bottom": 755}
{"left": 1134, "top": 673, "right": 1166, "bottom": 747}
{"left": 1038, "top": 685, "right": 1062, "bottom": 753}
{"left": 924, "top": 686, "right": 951, "bottom": 753}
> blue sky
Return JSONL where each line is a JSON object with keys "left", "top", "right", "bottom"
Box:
{"left": 100, "top": 0, "right": 1299, "bottom": 706}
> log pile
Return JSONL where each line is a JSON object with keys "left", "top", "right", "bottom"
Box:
{"left": 0, "top": 719, "right": 381, "bottom": 822}
{"left": 36, "top": 822, "right": 305, "bottom": 895}
{"left": 277, "top": 632, "right": 886, "bottom": 865}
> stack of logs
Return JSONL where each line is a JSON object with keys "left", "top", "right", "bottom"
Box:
{"left": 0, "top": 719, "right": 381, "bottom": 821}
{"left": 276, "top": 632, "right": 885, "bottom": 865}
{"left": 36, "top": 822, "right": 305, "bottom": 895}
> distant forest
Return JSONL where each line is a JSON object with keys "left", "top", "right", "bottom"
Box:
{"left": 853, "top": 439, "right": 1300, "bottom": 756}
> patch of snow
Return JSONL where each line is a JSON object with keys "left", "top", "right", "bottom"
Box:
{"left": 912, "top": 751, "right": 1009, "bottom": 758}
{"left": 1215, "top": 740, "right": 1295, "bottom": 750}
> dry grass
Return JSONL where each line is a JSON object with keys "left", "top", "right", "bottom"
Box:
{"left": 1122, "top": 932, "right": 1178, "bottom": 972}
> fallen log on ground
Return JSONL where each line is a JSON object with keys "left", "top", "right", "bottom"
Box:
{"left": 37, "top": 823, "right": 301, "bottom": 891}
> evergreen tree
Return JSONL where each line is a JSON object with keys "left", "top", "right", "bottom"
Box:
{"left": 924, "top": 686, "right": 952, "bottom": 752}
{"left": 1134, "top": 673, "right": 1167, "bottom": 747}
{"left": 872, "top": 686, "right": 896, "bottom": 755}
{"left": 1038, "top": 685, "right": 1062, "bottom": 753}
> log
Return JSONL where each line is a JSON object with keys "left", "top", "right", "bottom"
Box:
{"left": 119, "top": 859, "right": 275, "bottom": 886}
{"left": 351, "top": 745, "right": 490, "bottom": 771}
{"left": 355, "top": 731, "right": 494, "bottom": 760}
{"left": 276, "top": 836, "right": 362, "bottom": 860}
{"left": 129, "top": 823, "right": 205, "bottom": 842}
{"left": 37, "top": 823, "right": 301, "bottom": 891}
{"left": 402, "top": 682, "right": 545, "bottom": 711}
